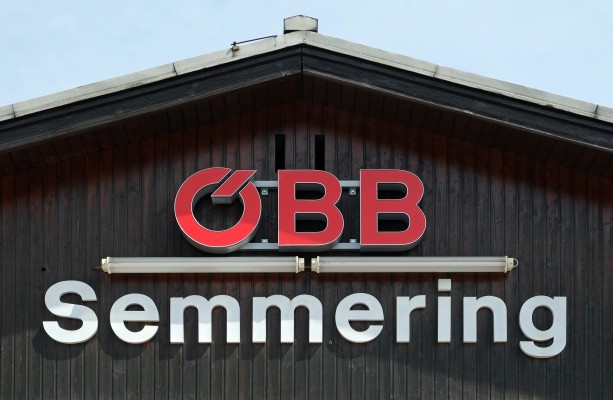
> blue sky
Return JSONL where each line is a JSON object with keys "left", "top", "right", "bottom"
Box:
{"left": 2, "top": 1, "right": 612, "bottom": 107}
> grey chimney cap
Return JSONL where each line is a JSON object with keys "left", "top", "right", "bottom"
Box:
{"left": 284, "top": 15, "right": 318, "bottom": 33}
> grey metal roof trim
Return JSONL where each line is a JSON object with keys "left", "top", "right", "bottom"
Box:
{"left": 2, "top": 30, "right": 613, "bottom": 125}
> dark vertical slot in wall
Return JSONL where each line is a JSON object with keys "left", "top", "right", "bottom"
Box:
{"left": 275, "top": 134, "right": 285, "bottom": 172}
{"left": 315, "top": 135, "right": 325, "bottom": 170}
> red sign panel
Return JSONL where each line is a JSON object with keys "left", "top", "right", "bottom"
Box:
{"left": 175, "top": 168, "right": 426, "bottom": 253}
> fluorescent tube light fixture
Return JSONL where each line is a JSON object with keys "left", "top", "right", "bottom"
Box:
{"left": 100, "top": 256, "right": 516, "bottom": 274}
{"left": 100, "top": 257, "right": 301, "bottom": 274}
{"left": 310, "top": 256, "right": 517, "bottom": 273}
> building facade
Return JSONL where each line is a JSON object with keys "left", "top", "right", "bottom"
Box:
{"left": 0, "top": 16, "right": 612, "bottom": 399}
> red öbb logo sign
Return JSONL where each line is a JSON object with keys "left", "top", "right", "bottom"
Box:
{"left": 175, "top": 168, "right": 426, "bottom": 253}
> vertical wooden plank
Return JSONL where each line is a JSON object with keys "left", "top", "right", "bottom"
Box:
{"left": 110, "top": 123, "right": 129, "bottom": 148}
{"left": 0, "top": 153, "right": 17, "bottom": 175}
{"left": 123, "top": 118, "right": 142, "bottom": 144}
{"left": 125, "top": 141, "right": 143, "bottom": 400}
{"left": 13, "top": 171, "right": 29, "bottom": 399}
{"left": 251, "top": 108, "right": 267, "bottom": 400}
{"left": 24, "top": 146, "right": 46, "bottom": 168}
{"left": 10, "top": 149, "right": 31, "bottom": 171}
{"left": 38, "top": 142, "right": 58, "bottom": 166}
{"left": 139, "top": 138, "right": 156, "bottom": 399}
{"left": 84, "top": 153, "right": 101, "bottom": 400}
{"left": 277, "top": 103, "right": 295, "bottom": 400}
{"left": 587, "top": 176, "right": 602, "bottom": 400}
{"left": 209, "top": 119, "right": 226, "bottom": 400}
{"left": 98, "top": 148, "right": 114, "bottom": 400}
{"left": 196, "top": 99, "right": 213, "bottom": 126}
{"left": 417, "top": 126, "right": 436, "bottom": 400}
{"left": 531, "top": 161, "right": 547, "bottom": 399}
{"left": 575, "top": 148, "right": 598, "bottom": 173}
{"left": 40, "top": 165, "right": 58, "bottom": 400}
{"left": 516, "top": 156, "right": 533, "bottom": 396}
{"left": 601, "top": 178, "right": 613, "bottom": 398}
{"left": 27, "top": 168, "right": 44, "bottom": 400}
{"left": 226, "top": 87, "right": 241, "bottom": 117}
{"left": 239, "top": 269, "right": 254, "bottom": 399}
{"left": 365, "top": 269, "right": 382, "bottom": 400}
{"left": 293, "top": 101, "right": 311, "bottom": 400}
{"left": 571, "top": 171, "right": 589, "bottom": 398}
{"left": 439, "top": 112, "right": 467, "bottom": 398}
{"left": 557, "top": 167, "right": 573, "bottom": 396}
{"left": 55, "top": 160, "right": 71, "bottom": 400}
{"left": 154, "top": 134, "right": 170, "bottom": 400}
{"left": 41, "top": 165, "right": 60, "bottom": 399}
{"left": 168, "top": 129, "right": 184, "bottom": 400}
{"left": 196, "top": 121, "right": 213, "bottom": 400}
{"left": 432, "top": 131, "right": 450, "bottom": 400}
{"left": 180, "top": 126, "right": 198, "bottom": 400}
{"left": 367, "top": 92, "right": 384, "bottom": 119}
{"left": 404, "top": 125, "right": 422, "bottom": 400}
{"left": 0, "top": 175, "right": 15, "bottom": 400}
{"left": 461, "top": 141, "right": 477, "bottom": 399}
{"left": 67, "top": 135, "right": 87, "bottom": 158}
{"left": 489, "top": 149, "right": 505, "bottom": 400}
{"left": 330, "top": 267, "right": 348, "bottom": 400}
{"left": 447, "top": 137, "right": 464, "bottom": 400}
{"left": 167, "top": 107, "right": 185, "bottom": 133}
{"left": 350, "top": 274, "right": 366, "bottom": 400}
{"left": 320, "top": 104, "right": 341, "bottom": 400}
{"left": 238, "top": 87, "right": 255, "bottom": 115}
{"left": 502, "top": 153, "right": 519, "bottom": 398}
{"left": 264, "top": 106, "right": 281, "bottom": 400}
{"left": 321, "top": 104, "right": 338, "bottom": 400}
{"left": 69, "top": 157, "right": 86, "bottom": 399}
{"left": 340, "top": 84, "right": 355, "bottom": 111}
{"left": 377, "top": 120, "right": 394, "bottom": 400}
{"left": 302, "top": 76, "right": 313, "bottom": 103}
{"left": 381, "top": 96, "right": 398, "bottom": 122}
{"left": 82, "top": 130, "right": 102, "bottom": 154}
{"left": 323, "top": 105, "right": 336, "bottom": 174}
{"left": 474, "top": 141, "right": 492, "bottom": 400}
{"left": 360, "top": 116, "right": 379, "bottom": 400}
{"left": 345, "top": 111, "right": 365, "bottom": 399}
{"left": 111, "top": 146, "right": 128, "bottom": 400}
{"left": 391, "top": 122, "right": 408, "bottom": 400}
{"left": 237, "top": 113, "right": 254, "bottom": 400}
{"left": 326, "top": 81, "right": 342, "bottom": 109}
{"left": 545, "top": 164, "right": 562, "bottom": 399}
{"left": 224, "top": 116, "right": 240, "bottom": 400}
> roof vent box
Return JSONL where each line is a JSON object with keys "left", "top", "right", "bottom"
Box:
{"left": 284, "top": 15, "right": 318, "bottom": 33}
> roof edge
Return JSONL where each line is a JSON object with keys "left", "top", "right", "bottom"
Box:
{"left": 1, "top": 29, "right": 613, "bottom": 126}
{"left": 2, "top": 32, "right": 309, "bottom": 119}
{"left": 301, "top": 32, "right": 613, "bottom": 124}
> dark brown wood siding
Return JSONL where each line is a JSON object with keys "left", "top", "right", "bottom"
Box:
{"left": 0, "top": 101, "right": 611, "bottom": 399}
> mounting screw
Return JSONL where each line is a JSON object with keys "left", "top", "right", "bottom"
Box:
{"left": 349, "top": 188, "right": 357, "bottom": 196}
{"left": 350, "top": 238, "right": 357, "bottom": 243}
{"left": 261, "top": 188, "right": 269, "bottom": 196}
{"left": 261, "top": 239, "right": 269, "bottom": 243}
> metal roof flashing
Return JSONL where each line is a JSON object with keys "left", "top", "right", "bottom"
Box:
{"left": 0, "top": 105, "right": 15, "bottom": 122}
{"left": 2, "top": 27, "right": 613, "bottom": 127}
{"left": 300, "top": 32, "right": 613, "bottom": 124}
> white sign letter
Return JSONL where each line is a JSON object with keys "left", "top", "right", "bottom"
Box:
{"left": 396, "top": 295, "right": 426, "bottom": 343}
{"left": 43, "top": 280, "right": 98, "bottom": 344}
{"left": 253, "top": 295, "right": 322, "bottom": 343}
{"left": 336, "top": 293, "right": 383, "bottom": 343}
{"left": 463, "top": 296, "right": 507, "bottom": 343}
{"left": 110, "top": 294, "right": 159, "bottom": 344}
{"left": 519, "top": 296, "right": 566, "bottom": 358}
{"left": 170, "top": 295, "right": 240, "bottom": 343}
